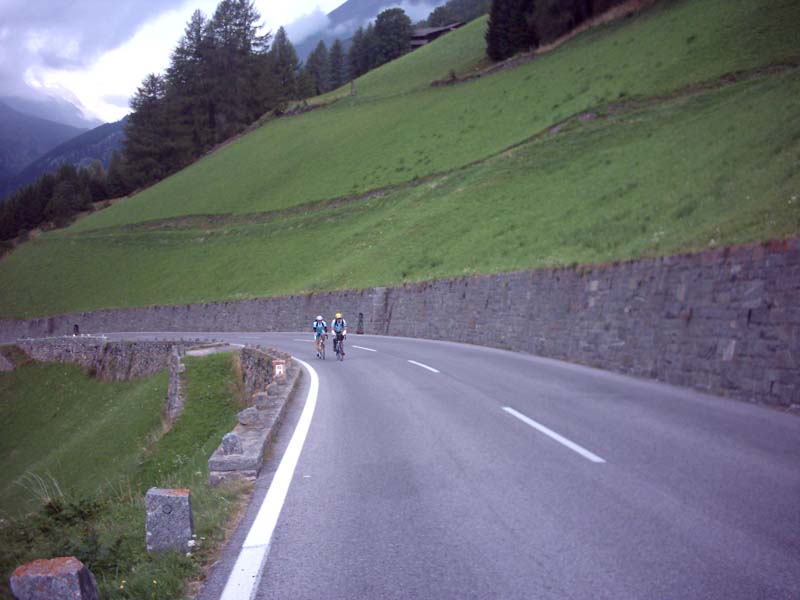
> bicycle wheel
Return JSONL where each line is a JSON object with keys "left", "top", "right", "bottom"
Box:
{"left": 321, "top": 340, "right": 326, "bottom": 360}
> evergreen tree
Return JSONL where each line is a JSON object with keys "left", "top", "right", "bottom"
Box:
{"left": 269, "top": 26, "right": 300, "bottom": 101}
{"left": 329, "top": 39, "right": 346, "bottom": 89}
{"left": 304, "top": 40, "right": 331, "bottom": 96}
{"left": 373, "top": 8, "right": 412, "bottom": 67}
{"left": 124, "top": 73, "right": 170, "bottom": 187}
{"left": 167, "top": 10, "right": 215, "bottom": 157}
{"left": 426, "top": 0, "right": 492, "bottom": 27}
{"left": 348, "top": 27, "right": 368, "bottom": 79}
{"left": 105, "top": 151, "right": 131, "bottom": 198}
{"left": 486, "top": 0, "right": 536, "bottom": 61}
{"left": 207, "top": 0, "right": 269, "bottom": 139}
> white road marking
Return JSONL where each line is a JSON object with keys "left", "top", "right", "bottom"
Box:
{"left": 220, "top": 359, "right": 319, "bottom": 600}
{"left": 502, "top": 407, "right": 606, "bottom": 463}
{"left": 352, "top": 345, "right": 377, "bottom": 352}
{"left": 293, "top": 338, "right": 312, "bottom": 342}
{"left": 407, "top": 360, "right": 440, "bottom": 373}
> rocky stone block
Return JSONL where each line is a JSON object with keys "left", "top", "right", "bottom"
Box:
{"left": 10, "top": 556, "right": 99, "bottom": 600}
{"left": 221, "top": 432, "right": 243, "bottom": 455}
{"left": 238, "top": 407, "right": 262, "bottom": 426}
{"left": 253, "top": 392, "right": 271, "bottom": 410}
{"left": 145, "top": 488, "right": 194, "bottom": 554}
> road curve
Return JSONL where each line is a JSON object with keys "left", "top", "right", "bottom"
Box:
{"left": 106, "top": 331, "right": 800, "bottom": 599}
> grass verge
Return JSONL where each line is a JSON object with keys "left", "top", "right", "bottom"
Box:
{"left": 0, "top": 352, "right": 247, "bottom": 599}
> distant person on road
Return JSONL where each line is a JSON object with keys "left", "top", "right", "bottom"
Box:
{"left": 331, "top": 312, "right": 347, "bottom": 357}
{"left": 312, "top": 315, "right": 327, "bottom": 358}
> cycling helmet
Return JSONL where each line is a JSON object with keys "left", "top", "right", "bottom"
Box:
{"left": 316, "top": 315, "right": 323, "bottom": 320}
{"left": 335, "top": 312, "right": 342, "bottom": 318}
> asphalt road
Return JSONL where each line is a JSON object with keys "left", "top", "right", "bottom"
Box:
{"left": 106, "top": 331, "right": 800, "bottom": 599}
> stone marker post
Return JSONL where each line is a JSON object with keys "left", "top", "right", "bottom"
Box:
{"left": 10, "top": 556, "right": 99, "bottom": 600}
{"left": 145, "top": 488, "right": 194, "bottom": 554}
{"left": 273, "top": 359, "right": 287, "bottom": 384}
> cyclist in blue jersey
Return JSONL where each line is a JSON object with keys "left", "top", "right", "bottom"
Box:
{"left": 331, "top": 312, "right": 347, "bottom": 357}
{"left": 312, "top": 315, "right": 327, "bottom": 358}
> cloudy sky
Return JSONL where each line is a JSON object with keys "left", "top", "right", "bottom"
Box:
{"left": 0, "top": 0, "right": 348, "bottom": 123}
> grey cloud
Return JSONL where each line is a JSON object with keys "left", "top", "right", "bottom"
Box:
{"left": 0, "top": 0, "right": 186, "bottom": 98}
{"left": 102, "top": 94, "right": 133, "bottom": 109}
{"left": 285, "top": 8, "right": 329, "bottom": 45}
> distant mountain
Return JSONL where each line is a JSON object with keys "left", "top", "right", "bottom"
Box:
{"left": 0, "top": 100, "right": 86, "bottom": 193}
{"left": 0, "top": 95, "right": 102, "bottom": 130}
{"left": 294, "top": 0, "right": 446, "bottom": 59}
{"left": 1, "top": 117, "right": 127, "bottom": 198}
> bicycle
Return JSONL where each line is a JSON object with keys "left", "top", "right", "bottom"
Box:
{"left": 317, "top": 334, "right": 327, "bottom": 360}
{"left": 333, "top": 334, "right": 345, "bottom": 361}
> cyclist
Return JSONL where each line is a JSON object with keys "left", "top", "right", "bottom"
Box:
{"left": 312, "top": 315, "right": 327, "bottom": 358}
{"left": 331, "top": 312, "right": 347, "bottom": 357}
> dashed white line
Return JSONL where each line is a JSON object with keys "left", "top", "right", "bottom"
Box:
{"left": 352, "top": 345, "right": 377, "bottom": 352}
{"left": 502, "top": 407, "right": 606, "bottom": 463}
{"left": 220, "top": 358, "right": 319, "bottom": 600}
{"left": 407, "top": 360, "right": 440, "bottom": 373}
{"left": 293, "top": 338, "right": 311, "bottom": 342}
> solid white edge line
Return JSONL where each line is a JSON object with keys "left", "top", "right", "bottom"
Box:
{"left": 219, "top": 358, "right": 319, "bottom": 600}
{"left": 407, "top": 359, "right": 440, "bottom": 373}
{"left": 352, "top": 345, "right": 377, "bottom": 352}
{"left": 502, "top": 406, "right": 606, "bottom": 463}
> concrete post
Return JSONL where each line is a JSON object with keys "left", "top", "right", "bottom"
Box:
{"left": 145, "top": 488, "right": 194, "bottom": 554}
{"left": 10, "top": 557, "right": 99, "bottom": 600}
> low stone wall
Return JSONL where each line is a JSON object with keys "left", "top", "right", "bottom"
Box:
{"left": 16, "top": 338, "right": 180, "bottom": 381}
{"left": 2, "top": 238, "right": 798, "bottom": 407}
{"left": 239, "top": 347, "right": 290, "bottom": 399}
{"left": 208, "top": 355, "right": 300, "bottom": 485}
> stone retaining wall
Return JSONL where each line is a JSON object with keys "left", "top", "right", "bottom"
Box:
{"left": 16, "top": 338, "right": 180, "bottom": 381}
{"left": 239, "top": 347, "right": 290, "bottom": 399}
{"left": 2, "top": 239, "right": 798, "bottom": 407}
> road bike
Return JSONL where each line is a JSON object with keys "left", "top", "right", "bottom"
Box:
{"left": 333, "top": 334, "right": 345, "bottom": 361}
{"left": 316, "top": 334, "right": 326, "bottom": 360}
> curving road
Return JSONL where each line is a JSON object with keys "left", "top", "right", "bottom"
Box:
{"left": 106, "top": 331, "right": 800, "bottom": 599}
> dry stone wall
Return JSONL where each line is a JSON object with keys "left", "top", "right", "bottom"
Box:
{"left": 16, "top": 338, "right": 180, "bottom": 381}
{"left": 2, "top": 239, "right": 798, "bottom": 407}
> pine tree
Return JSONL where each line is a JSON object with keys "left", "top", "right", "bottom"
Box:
{"left": 329, "top": 39, "right": 346, "bottom": 89}
{"left": 304, "top": 40, "right": 331, "bottom": 96}
{"left": 348, "top": 27, "right": 367, "bottom": 79}
{"left": 124, "top": 74, "right": 170, "bottom": 187}
{"left": 269, "top": 27, "right": 300, "bottom": 101}
{"left": 373, "top": 8, "right": 412, "bottom": 67}
{"left": 486, "top": 0, "right": 536, "bottom": 61}
{"left": 105, "top": 151, "right": 131, "bottom": 198}
{"left": 167, "top": 10, "right": 214, "bottom": 157}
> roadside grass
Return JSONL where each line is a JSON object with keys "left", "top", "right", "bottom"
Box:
{"left": 2, "top": 71, "right": 797, "bottom": 318}
{"left": 0, "top": 363, "right": 168, "bottom": 516}
{"left": 0, "top": 353, "right": 247, "bottom": 600}
{"left": 66, "top": 0, "right": 800, "bottom": 231}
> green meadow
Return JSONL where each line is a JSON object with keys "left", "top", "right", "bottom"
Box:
{"left": 0, "top": 352, "right": 247, "bottom": 599}
{"left": 0, "top": 0, "right": 798, "bottom": 318}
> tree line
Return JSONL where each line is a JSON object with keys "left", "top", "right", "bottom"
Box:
{"left": 486, "top": 0, "right": 629, "bottom": 60}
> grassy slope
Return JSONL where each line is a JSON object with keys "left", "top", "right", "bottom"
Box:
{"left": 67, "top": 0, "right": 800, "bottom": 230}
{"left": 2, "top": 71, "right": 797, "bottom": 317}
{"left": 0, "top": 362, "right": 167, "bottom": 516}
{"left": 0, "top": 352, "right": 245, "bottom": 599}
{"left": 0, "top": 0, "right": 798, "bottom": 318}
